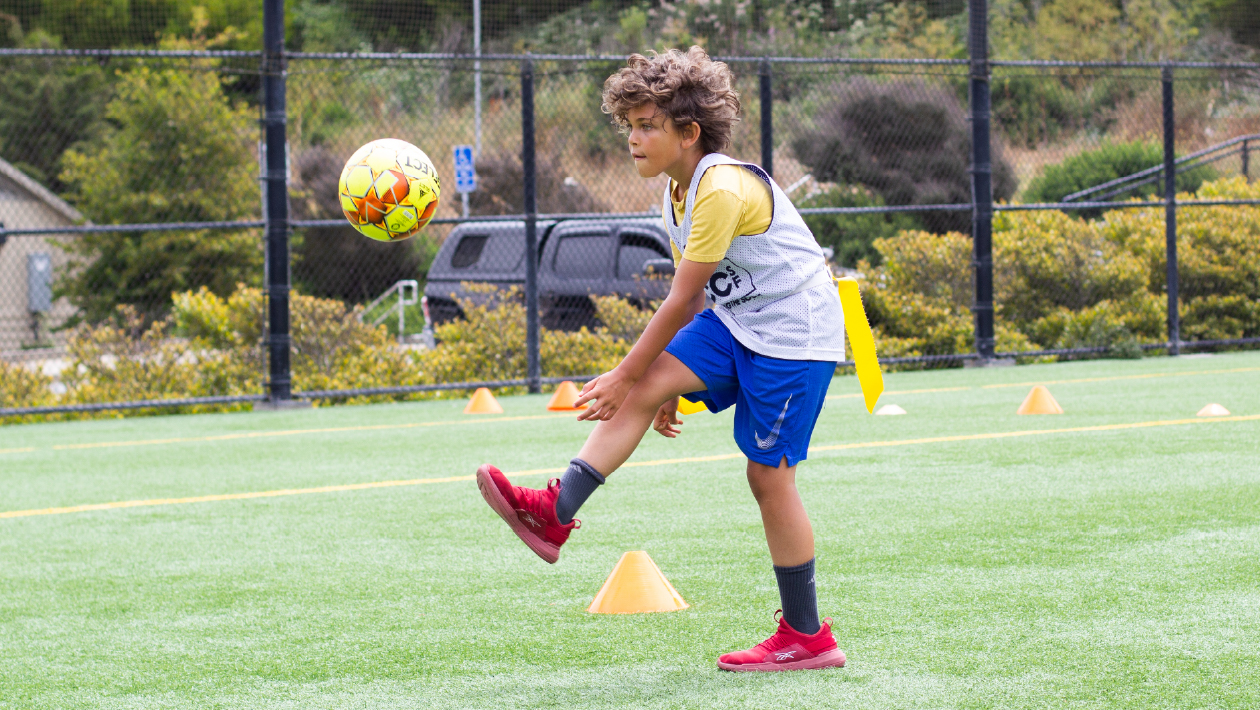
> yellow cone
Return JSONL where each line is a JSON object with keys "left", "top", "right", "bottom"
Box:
{"left": 677, "top": 396, "right": 707, "bottom": 415}
{"left": 464, "top": 387, "right": 504, "bottom": 414}
{"left": 1017, "top": 385, "right": 1063, "bottom": 415}
{"left": 587, "top": 551, "right": 689, "bottom": 614}
{"left": 546, "top": 381, "right": 587, "bottom": 411}
{"left": 1197, "top": 403, "right": 1230, "bottom": 417}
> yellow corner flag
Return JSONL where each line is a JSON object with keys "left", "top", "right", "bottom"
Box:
{"left": 836, "top": 277, "right": 884, "bottom": 413}
{"left": 677, "top": 396, "right": 707, "bottom": 415}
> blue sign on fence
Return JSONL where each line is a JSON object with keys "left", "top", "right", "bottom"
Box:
{"left": 453, "top": 145, "right": 476, "bottom": 194}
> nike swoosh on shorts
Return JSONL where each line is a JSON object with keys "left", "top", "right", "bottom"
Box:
{"left": 755, "top": 395, "right": 792, "bottom": 449}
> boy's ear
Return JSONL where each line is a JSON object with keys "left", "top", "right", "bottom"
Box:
{"left": 680, "top": 121, "right": 702, "bottom": 150}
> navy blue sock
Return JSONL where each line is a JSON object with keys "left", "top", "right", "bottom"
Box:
{"left": 774, "top": 558, "right": 820, "bottom": 634}
{"left": 555, "top": 458, "right": 605, "bottom": 524}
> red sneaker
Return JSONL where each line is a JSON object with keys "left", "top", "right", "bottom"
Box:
{"left": 475, "top": 464, "right": 578, "bottom": 564}
{"left": 717, "top": 612, "right": 847, "bottom": 672}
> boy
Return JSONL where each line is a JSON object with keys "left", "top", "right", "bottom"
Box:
{"left": 476, "top": 47, "right": 847, "bottom": 672}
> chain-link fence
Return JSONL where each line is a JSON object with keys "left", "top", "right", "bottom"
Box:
{"left": 2, "top": 41, "right": 1259, "bottom": 416}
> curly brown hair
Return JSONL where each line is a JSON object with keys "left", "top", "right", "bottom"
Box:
{"left": 601, "top": 47, "right": 741, "bottom": 155}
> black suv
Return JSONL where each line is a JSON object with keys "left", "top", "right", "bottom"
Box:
{"left": 424, "top": 218, "right": 674, "bottom": 330}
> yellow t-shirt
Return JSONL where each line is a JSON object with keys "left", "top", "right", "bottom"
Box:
{"left": 668, "top": 164, "right": 773, "bottom": 267}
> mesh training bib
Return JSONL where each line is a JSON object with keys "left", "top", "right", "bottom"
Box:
{"left": 663, "top": 153, "right": 846, "bottom": 361}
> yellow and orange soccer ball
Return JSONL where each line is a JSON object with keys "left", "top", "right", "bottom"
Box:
{"left": 338, "top": 139, "right": 441, "bottom": 241}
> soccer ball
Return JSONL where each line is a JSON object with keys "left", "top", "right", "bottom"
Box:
{"left": 338, "top": 138, "right": 441, "bottom": 241}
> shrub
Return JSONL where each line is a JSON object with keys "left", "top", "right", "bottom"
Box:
{"left": 1022, "top": 140, "right": 1217, "bottom": 210}
{"left": 859, "top": 177, "right": 1260, "bottom": 366}
{"left": 857, "top": 230, "right": 1038, "bottom": 365}
{"left": 467, "top": 150, "right": 606, "bottom": 216}
{"left": 1024, "top": 294, "right": 1162, "bottom": 357}
{"left": 791, "top": 78, "right": 1016, "bottom": 235}
{"left": 59, "top": 306, "right": 252, "bottom": 412}
{"left": 797, "top": 184, "right": 919, "bottom": 268}
{"left": 992, "top": 209, "right": 1150, "bottom": 326}
{"left": 1100, "top": 177, "right": 1260, "bottom": 341}
{"left": 0, "top": 360, "right": 54, "bottom": 423}
{"left": 174, "top": 285, "right": 427, "bottom": 398}
{"left": 415, "top": 284, "right": 639, "bottom": 388}
{"left": 990, "top": 75, "right": 1085, "bottom": 149}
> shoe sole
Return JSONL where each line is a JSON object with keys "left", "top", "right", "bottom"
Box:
{"left": 476, "top": 465, "right": 560, "bottom": 564}
{"left": 717, "top": 649, "right": 846, "bottom": 672}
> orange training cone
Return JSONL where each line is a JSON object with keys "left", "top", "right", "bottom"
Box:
{"left": 464, "top": 387, "right": 504, "bottom": 414}
{"left": 1197, "top": 403, "right": 1230, "bottom": 416}
{"left": 587, "top": 551, "right": 689, "bottom": 614}
{"left": 547, "top": 381, "right": 587, "bottom": 411}
{"left": 1017, "top": 385, "right": 1063, "bottom": 415}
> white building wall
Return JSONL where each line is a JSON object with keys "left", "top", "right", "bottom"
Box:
{"left": 0, "top": 170, "right": 81, "bottom": 356}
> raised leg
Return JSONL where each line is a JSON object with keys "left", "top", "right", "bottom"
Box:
{"left": 575, "top": 351, "right": 704, "bottom": 476}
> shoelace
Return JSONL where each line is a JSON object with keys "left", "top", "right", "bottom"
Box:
{"left": 753, "top": 632, "right": 793, "bottom": 654}
{"left": 514, "top": 479, "right": 579, "bottom": 528}
{"left": 752, "top": 611, "right": 795, "bottom": 654}
{"left": 753, "top": 612, "right": 832, "bottom": 654}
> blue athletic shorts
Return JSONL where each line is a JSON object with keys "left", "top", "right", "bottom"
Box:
{"left": 664, "top": 309, "right": 838, "bottom": 467}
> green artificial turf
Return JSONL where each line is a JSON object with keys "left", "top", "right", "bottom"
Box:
{"left": 1, "top": 352, "right": 1258, "bottom": 709}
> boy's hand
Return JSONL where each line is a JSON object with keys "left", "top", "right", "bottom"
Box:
{"left": 652, "top": 398, "right": 683, "bottom": 438}
{"left": 574, "top": 368, "right": 636, "bottom": 421}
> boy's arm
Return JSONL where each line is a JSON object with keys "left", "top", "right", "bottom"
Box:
{"left": 575, "top": 257, "right": 716, "bottom": 421}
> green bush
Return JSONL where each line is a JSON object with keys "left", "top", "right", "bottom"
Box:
{"left": 1023, "top": 140, "right": 1217, "bottom": 210}
{"left": 792, "top": 78, "right": 1017, "bottom": 235}
{"left": 1099, "top": 177, "right": 1260, "bottom": 341}
{"left": 989, "top": 75, "right": 1136, "bottom": 150}
{"left": 0, "top": 360, "right": 54, "bottom": 421}
{"left": 857, "top": 230, "right": 1038, "bottom": 365}
{"left": 415, "top": 285, "right": 639, "bottom": 389}
{"left": 992, "top": 208, "right": 1151, "bottom": 327}
{"left": 797, "top": 184, "right": 919, "bottom": 268}
{"left": 1, "top": 283, "right": 654, "bottom": 423}
{"left": 857, "top": 177, "right": 1260, "bottom": 364}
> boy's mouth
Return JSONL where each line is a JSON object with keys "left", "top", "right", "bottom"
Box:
{"left": 631, "top": 152, "right": 647, "bottom": 161}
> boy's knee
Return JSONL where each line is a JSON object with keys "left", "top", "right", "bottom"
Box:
{"left": 635, "top": 362, "right": 688, "bottom": 407}
{"left": 746, "top": 460, "right": 795, "bottom": 502}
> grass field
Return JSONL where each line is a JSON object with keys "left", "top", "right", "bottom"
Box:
{"left": 2, "top": 352, "right": 1259, "bottom": 709}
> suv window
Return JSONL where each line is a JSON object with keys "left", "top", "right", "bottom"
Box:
{"left": 479, "top": 233, "right": 525, "bottom": 272}
{"left": 617, "top": 234, "right": 670, "bottom": 280}
{"left": 553, "top": 234, "right": 612, "bottom": 278}
{"left": 450, "top": 235, "right": 488, "bottom": 268}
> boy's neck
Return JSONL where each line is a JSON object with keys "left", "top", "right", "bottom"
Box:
{"left": 667, "top": 149, "right": 707, "bottom": 202}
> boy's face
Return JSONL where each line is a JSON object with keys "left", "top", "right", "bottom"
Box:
{"left": 626, "top": 103, "right": 697, "bottom": 178}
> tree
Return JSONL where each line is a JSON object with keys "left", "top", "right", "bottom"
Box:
{"left": 0, "top": 33, "right": 110, "bottom": 193}
{"left": 791, "top": 78, "right": 1017, "bottom": 234}
{"left": 58, "top": 62, "right": 261, "bottom": 323}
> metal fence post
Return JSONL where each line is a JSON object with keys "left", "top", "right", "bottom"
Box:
{"left": 1243, "top": 138, "right": 1250, "bottom": 182}
{"left": 521, "top": 55, "right": 541, "bottom": 393}
{"left": 968, "top": 0, "right": 995, "bottom": 360}
{"left": 1163, "top": 66, "right": 1180, "bottom": 356}
{"left": 263, "top": 0, "right": 291, "bottom": 400}
{"left": 760, "top": 58, "right": 773, "bottom": 177}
